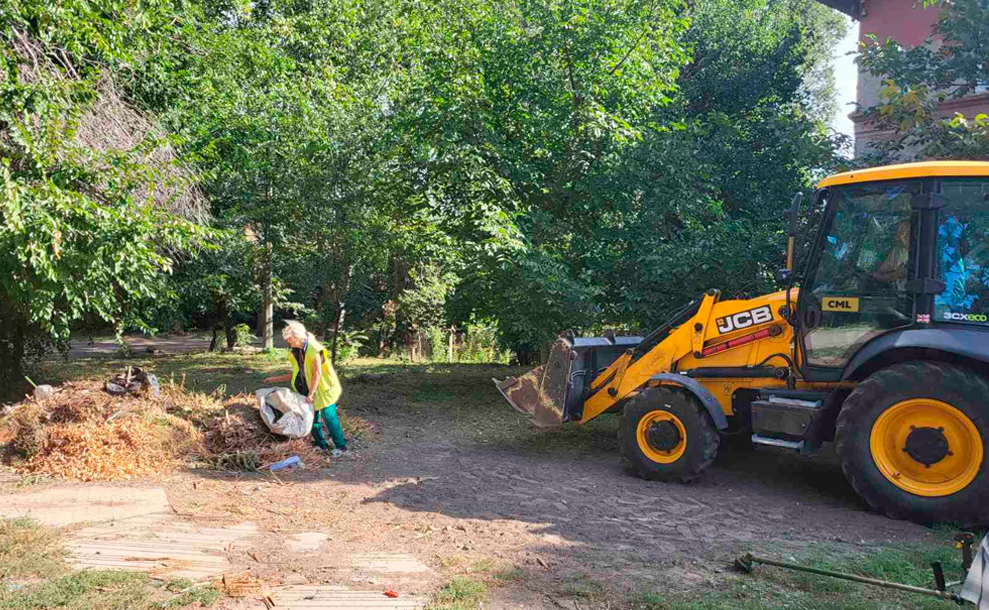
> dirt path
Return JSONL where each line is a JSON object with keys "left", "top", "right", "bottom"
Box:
{"left": 5, "top": 363, "right": 941, "bottom": 608}
{"left": 68, "top": 334, "right": 288, "bottom": 358}
{"left": 158, "top": 417, "right": 930, "bottom": 607}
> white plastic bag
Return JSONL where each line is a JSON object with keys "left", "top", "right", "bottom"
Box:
{"left": 255, "top": 388, "right": 314, "bottom": 439}
{"left": 962, "top": 533, "right": 989, "bottom": 609}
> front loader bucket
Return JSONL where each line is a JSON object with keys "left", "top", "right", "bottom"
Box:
{"left": 496, "top": 334, "right": 646, "bottom": 427}
{"left": 493, "top": 337, "right": 574, "bottom": 428}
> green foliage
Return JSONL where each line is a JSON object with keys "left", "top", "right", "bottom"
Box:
{"left": 398, "top": 264, "right": 459, "bottom": 333}
{"left": 233, "top": 324, "right": 256, "bottom": 348}
{"left": 444, "top": 0, "right": 845, "bottom": 346}
{"left": 2, "top": 0, "right": 848, "bottom": 369}
{"left": 858, "top": 0, "right": 989, "bottom": 161}
{"left": 459, "top": 322, "right": 506, "bottom": 363}
{"left": 333, "top": 329, "right": 369, "bottom": 363}
{"left": 0, "top": 0, "right": 210, "bottom": 383}
{"left": 427, "top": 327, "right": 448, "bottom": 363}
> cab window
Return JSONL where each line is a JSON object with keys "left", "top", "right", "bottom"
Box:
{"left": 936, "top": 179, "right": 989, "bottom": 326}
{"left": 800, "top": 181, "right": 917, "bottom": 368}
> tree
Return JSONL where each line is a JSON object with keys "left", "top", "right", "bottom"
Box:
{"left": 441, "top": 0, "right": 847, "bottom": 348}
{"left": 0, "top": 0, "right": 209, "bottom": 387}
{"left": 857, "top": 0, "right": 989, "bottom": 161}
{"left": 603, "top": 0, "right": 847, "bottom": 328}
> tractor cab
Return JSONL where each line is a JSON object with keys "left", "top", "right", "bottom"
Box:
{"left": 792, "top": 162, "right": 989, "bottom": 380}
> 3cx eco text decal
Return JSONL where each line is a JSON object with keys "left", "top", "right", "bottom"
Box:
{"left": 943, "top": 312, "right": 989, "bottom": 322}
{"left": 716, "top": 305, "right": 773, "bottom": 334}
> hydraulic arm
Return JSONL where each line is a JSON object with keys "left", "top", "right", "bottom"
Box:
{"left": 495, "top": 289, "right": 795, "bottom": 427}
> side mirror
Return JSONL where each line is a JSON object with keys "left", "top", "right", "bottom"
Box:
{"left": 786, "top": 192, "right": 804, "bottom": 271}
{"left": 775, "top": 269, "right": 801, "bottom": 286}
{"left": 788, "top": 192, "right": 803, "bottom": 238}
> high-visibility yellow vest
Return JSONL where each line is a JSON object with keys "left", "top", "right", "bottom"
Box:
{"left": 288, "top": 335, "right": 342, "bottom": 409}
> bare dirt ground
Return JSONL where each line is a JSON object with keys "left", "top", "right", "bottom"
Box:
{"left": 7, "top": 355, "right": 948, "bottom": 609}
{"left": 165, "top": 368, "right": 930, "bottom": 608}
{"left": 159, "top": 440, "right": 931, "bottom": 607}
{"left": 68, "top": 333, "right": 288, "bottom": 358}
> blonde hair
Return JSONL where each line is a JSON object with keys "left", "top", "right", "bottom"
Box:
{"left": 281, "top": 320, "right": 308, "bottom": 343}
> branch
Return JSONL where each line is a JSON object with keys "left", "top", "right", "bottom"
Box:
{"left": 609, "top": 26, "right": 651, "bottom": 77}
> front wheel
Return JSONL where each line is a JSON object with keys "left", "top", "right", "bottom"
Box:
{"left": 836, "top": 362, "right": 989, "bottom": 525}
{"left": 619, "top": 387, "right": 719, "bottom": 482}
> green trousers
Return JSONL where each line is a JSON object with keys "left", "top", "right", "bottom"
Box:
{"left": 312, "top": 403, "right": 347, "bottom": 450}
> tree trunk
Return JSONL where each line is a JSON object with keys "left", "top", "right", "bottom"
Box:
{"left": 209, "top": 326, "right": 219, "bottom": 352}
{"left": 330, "top": 304, "right": 346, "bottom": 364}
{"left": 0, "top": 310, "right": 26, "bottom": 397}
{"left": 225, "top": 323, "right": 237, "bottom": 350}
{"left": 261, "top": 241, "right": 274, "bottom": 349}
{"left": 387, "top": 252, "right": 410, "bottom": 350}
{"left": 515, "top": 349, "right": 540, "bottom": 366}
{"left": 539, "top": 341, "right": 551, "bottom": 364}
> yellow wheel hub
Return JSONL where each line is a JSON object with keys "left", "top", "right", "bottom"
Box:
{"left": 870, "top": 398, "right": 983, "bottom": 497}
{"left": 636, "top": 410, "right": 687, "bottom": 464}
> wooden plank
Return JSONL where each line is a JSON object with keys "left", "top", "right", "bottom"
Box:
{"left": 265, "top": 587, "right": 425, "bottom": 609}
{"left": 319, "top": 553, "right": 431, "bottom": 574}
{"left": 67, "top": 513, "right": 258, "bottom": 580}
{"left": 0, "top": 486, "right": 170, "bottom": 526}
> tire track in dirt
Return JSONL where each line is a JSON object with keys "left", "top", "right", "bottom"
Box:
{"left": 372, "top": 441, "right": 927, "bottom": 557}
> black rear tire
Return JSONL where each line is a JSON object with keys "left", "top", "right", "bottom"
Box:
{"left": 619, "top": 387, "right": 719, "bottom": 482}
{"left": 836, "top": 362, "right": 989, "bottom": 525}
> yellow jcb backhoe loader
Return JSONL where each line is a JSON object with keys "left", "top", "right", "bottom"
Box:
{"left": 496, "top": 161, "right": 989, "bottom": 525}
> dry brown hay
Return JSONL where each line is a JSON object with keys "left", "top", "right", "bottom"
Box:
{"left": 0, "top": 376, "right": 376, "bottom": 480}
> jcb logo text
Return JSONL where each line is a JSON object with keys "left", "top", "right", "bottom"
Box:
{"left": 716, "top": 306, "right": 773, "bottom": 335}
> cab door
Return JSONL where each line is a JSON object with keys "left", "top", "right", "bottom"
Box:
{"left": 797, "top": 180, "right": 920, "bottom": 376}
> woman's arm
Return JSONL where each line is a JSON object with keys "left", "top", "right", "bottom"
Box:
{"left": 263, "top": 372, "right": 292, "bottom": 383}
{"left": 307, "top": 361, "right": 322, "bottom": 403}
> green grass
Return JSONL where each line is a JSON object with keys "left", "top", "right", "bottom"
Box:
{"left": 0, "top": 571, "right": 220, "bottom": 609}
{"left": 0, "top": 518, "right": 66, "bottom": 580}
{"left": 469, "top": 558, "right": 496, "bottom": 574}
{"left": 427, "top": 577, "right": 489, "bottom": 610}
{"left": 557, "top": 573, "right": 606, "bottom": 600}
{"left": 493, "top": 566, "right": 525, "bottom": 583}
{"left": 0, "top": 519, "right": 220, "bottom": 610}
{"left": 852, "top": 546, "right": 963, "bottom": 587}
{"left": 634, "top": 538, "right": 969, "bottom": 610}
{"left": 36, "top": 349, "right": 291, "bottom": 398}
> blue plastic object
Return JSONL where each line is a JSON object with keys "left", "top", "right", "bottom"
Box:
{"left": 269, "top": 455, "right": 301, "bottom": 471}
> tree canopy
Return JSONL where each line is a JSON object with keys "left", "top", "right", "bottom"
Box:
{"left": 1, "top": 0, "right": 851, "bottom": 382}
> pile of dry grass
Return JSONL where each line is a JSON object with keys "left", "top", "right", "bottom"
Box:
{"left": 0, "top": 377, "right": 377, "bottom": 480}
{"left": 0, "top": 380, "right": 202, "bottom": 481}
{"left": 198, "top": 394, "right": 324, "bottom": 471}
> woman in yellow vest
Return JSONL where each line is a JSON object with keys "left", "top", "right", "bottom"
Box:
{"left": 263, "top": 321, "right": 347, "bottom": 456}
